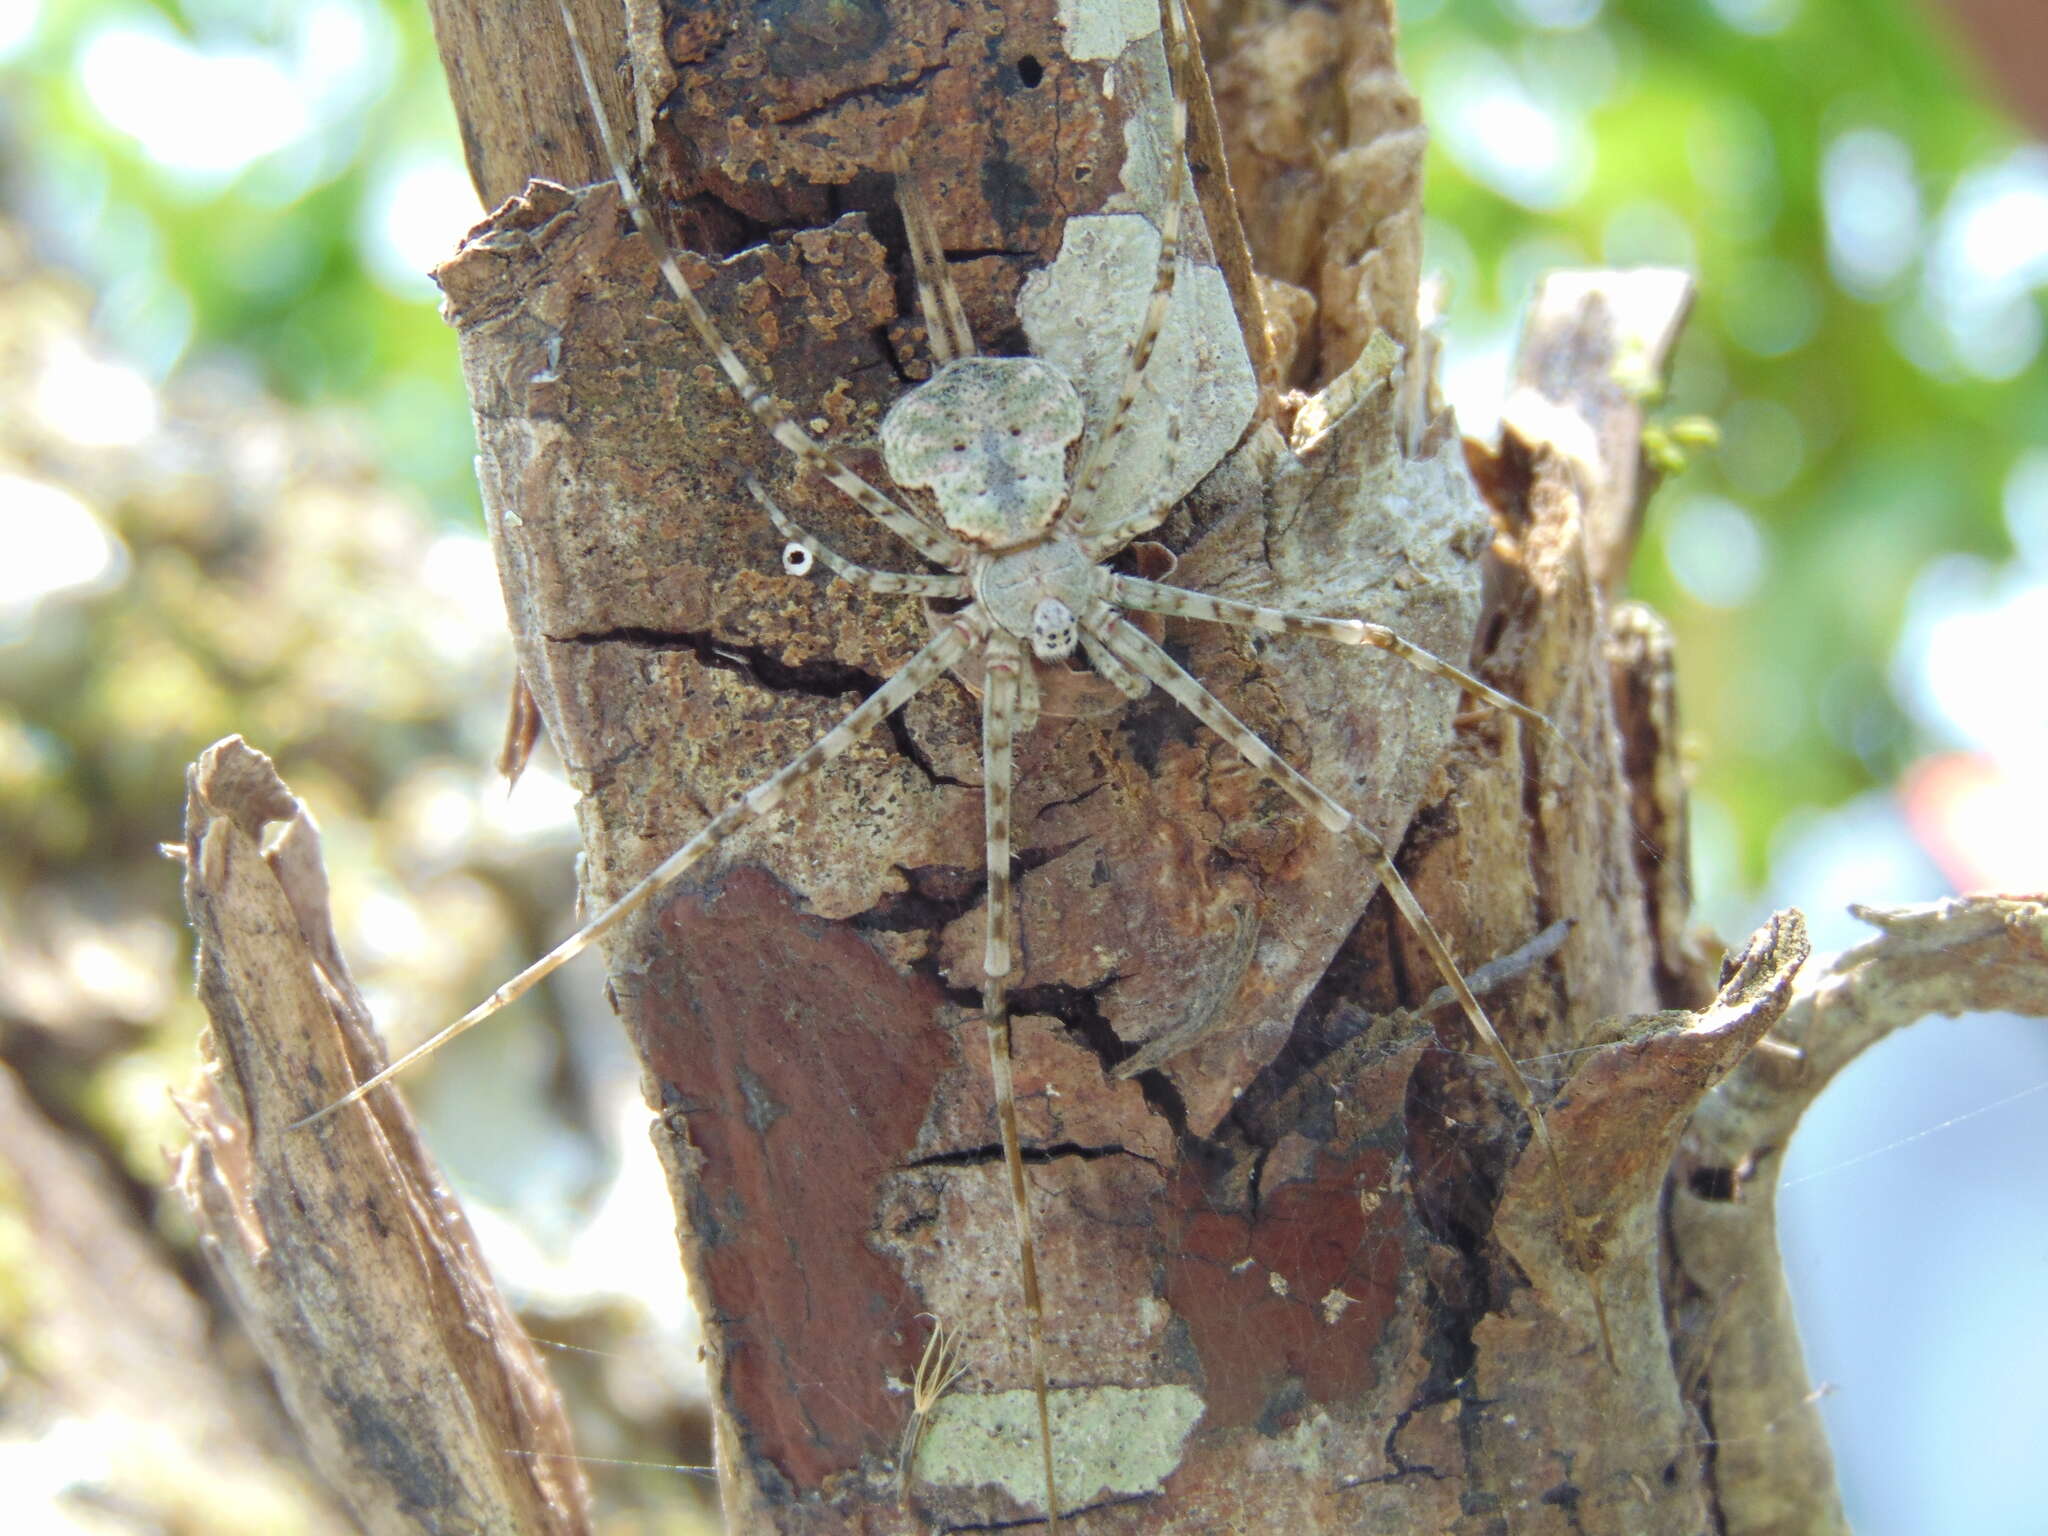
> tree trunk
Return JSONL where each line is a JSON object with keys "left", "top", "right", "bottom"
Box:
{"left": 413, "top": 0, "right": 1807, "bottom": 1530}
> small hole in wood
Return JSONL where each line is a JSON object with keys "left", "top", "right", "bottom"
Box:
{"left": 1687, "top": 1166, "right": 1737, "bottom": 1202}
{"left": 1016, "top": 55, "right": 1043, "bottom": 88}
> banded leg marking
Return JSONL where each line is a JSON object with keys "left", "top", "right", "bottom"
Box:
{"left": 896, "top": 172, "right": 977, "bottom": 366}
{"left": 559, "top": 5, "right": 970, "bottom": 571}
{"left": 1086, "top": 605, "right": 1349, "bottom": 834}
{"left": 1075, "top": 408, "right": 1185, "bottom": 560}
{"left": 1067, "top": 0, "right": 1191, "bottom": 533}
{"left": 1108, "top": 574, "right": 1552, "bottom": 735}
{"left": 745, "top": 478, "right": 971, "bottom": 598}
{"left": 295, "top": 611, "right": 986, "bottom": 1128}
{"left": 1079, "top": 625, "right": 1150, "bottom": 701}
{"left": 980, "top": 631, "right": 1062, "bottom": 1533}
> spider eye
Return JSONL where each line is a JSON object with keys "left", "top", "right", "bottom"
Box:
{"left": 783, "top": 543, "right": 813, "bottom": 575}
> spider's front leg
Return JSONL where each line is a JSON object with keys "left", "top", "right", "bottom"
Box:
{"left": 558, "top": 2, "right": 971, "bottom": 574}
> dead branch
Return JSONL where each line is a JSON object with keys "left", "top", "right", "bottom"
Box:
{"left": 1670, "top": 895, "right": 2048, "bottom": 1536}
{"left": 173, "top": 736, "right": 590, "bottom": 1535}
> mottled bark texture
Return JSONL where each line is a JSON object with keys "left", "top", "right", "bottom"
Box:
{"left": 382, "top": 0, "right": 1934, "bottom": 1531}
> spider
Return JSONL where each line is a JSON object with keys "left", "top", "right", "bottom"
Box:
{"left": 306, "top": 1, "right": 1597, "bottom": 1526}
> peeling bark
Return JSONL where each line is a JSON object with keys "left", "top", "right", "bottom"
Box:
{"left": 1671, "top": 895, "right": 2048, "bottom": 1536}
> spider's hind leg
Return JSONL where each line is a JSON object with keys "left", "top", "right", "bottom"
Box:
{"left": 295, "top": 612, "right": 986, "bottom": 1128}
{"left": 977, "top": 630, "right": 1062, "bottom": 1532}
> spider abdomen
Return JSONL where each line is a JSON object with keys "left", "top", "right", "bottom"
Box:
{"left": 880, "top": 356, "right": 1085, "bottom": 548}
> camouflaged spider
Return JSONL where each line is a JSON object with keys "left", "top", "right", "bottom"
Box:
{"left": 306, "top": 1, "right": 1595, "bottom": 1526}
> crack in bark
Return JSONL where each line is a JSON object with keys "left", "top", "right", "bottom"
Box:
{"left": 770, "top": 64, "right": 951, "bottom": 133}
{"left": 1032, "top": 780, "right": 1105, "bottom": 819}
{"left": 1115, "top": 674, "right": 1204, "bottom": 776}
{"left": 549, "top": 623, "right": 969, "bottom": 789}
{"left": 904, "top": 1139, "right": 1148, "bottom": 1171}
{"left": 849, "top": 863, "right": 984, "bottom": 934}
{"left": 938, "top": 1486, "right": 1160, "bottom": 1531}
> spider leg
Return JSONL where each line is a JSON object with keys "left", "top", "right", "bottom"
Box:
{"left": 294, "top": 610, "right": 988, "bottom": 1129}
{"left": 894, "top": 168, "right": 977, "bottom": 364}
{"left": 1106, "top": 573, "right": 1554, "bottom": 736}
{"left": 1079, "top": 625, "right": 1151, "bottom": 700}
{"left": 1065, "top": 0, "right": 1190, "bottom": 530}
{"left": 559, "top": 5, "right": 970, "bottom": 571}
{"left": 1013, "top": 642, "right": 1044, "bottom": 735}
{"left": 1076, "top": 440, "right": 1185, "bottom": 562}
{"left": 744, "top": 478, "right": 971, "bottom": 598}
{"left": 979, "top": 629, "right": 1062, "bottom": 1534}
{"left": 1083, "top": 605, "right": 1611, "bottom": 1355}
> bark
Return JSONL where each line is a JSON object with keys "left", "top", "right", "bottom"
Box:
{"left": 421, "top": 0, "right": 1751, "bottom": 1528}
{"left": 166, "top": 0, "right": 2040, "bottom": 1531}
{"left": 1670, "top": 894, "right": 2048, "bottom": 1536}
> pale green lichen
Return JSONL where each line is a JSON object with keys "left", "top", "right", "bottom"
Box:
{"left": 1019, "top": 214, "right": 1258, "bottom": 531}
{"left": 1055, "top": 0, "right": 1158, "bottom": 62}
{"left": 914, "top": 1383, "right": 1205, "bottom": 1506}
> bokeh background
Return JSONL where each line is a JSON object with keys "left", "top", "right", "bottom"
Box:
{"left": 1, "top": 0, "right": 2042, "bottom": 1530}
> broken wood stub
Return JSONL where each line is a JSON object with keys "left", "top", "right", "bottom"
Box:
{"left": 174, "top": 736, "right": 590, "bottom": 1535}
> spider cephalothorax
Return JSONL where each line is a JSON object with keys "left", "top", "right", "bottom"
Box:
{"left": 970, "top": 534, "right": 1097, "bottom": 665}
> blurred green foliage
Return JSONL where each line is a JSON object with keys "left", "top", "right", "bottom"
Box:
{"left": 7, "top": 0, "right": 2039, "bottom": 910}
{"left": 0, "top": 11, "right": 721, "bottom": 1526}
{"left": 2, "top": 0, "right": 478, "bottom": 514}
{"left": 1400, "top": 0, "right": 2044, "bottom": 901}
